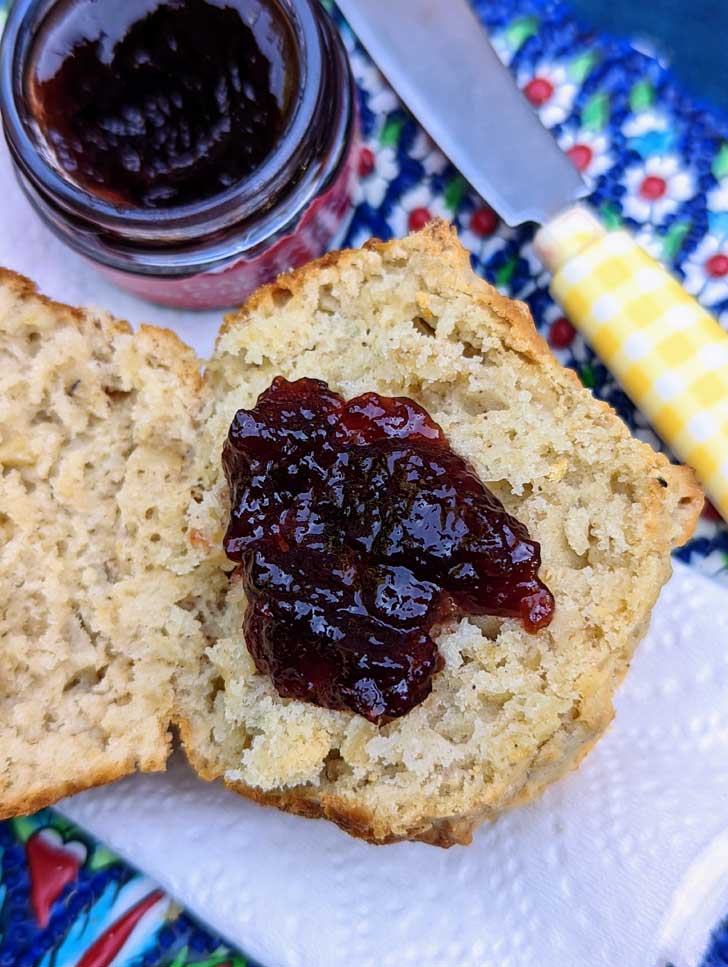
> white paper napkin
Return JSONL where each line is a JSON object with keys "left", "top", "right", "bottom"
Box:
{"left": 3, "top": 134, "right": 728, "bottom": 967}
{"left": 57, "top": 563, "right": 728, "bottom": 967}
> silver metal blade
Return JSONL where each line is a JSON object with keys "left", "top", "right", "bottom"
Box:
{"left": 337, "top": 0, "right": 588, "bottom": 226}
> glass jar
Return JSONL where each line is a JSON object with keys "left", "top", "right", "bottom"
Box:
{"left": 0, "top": 0, "right": 359, "bottom": 309}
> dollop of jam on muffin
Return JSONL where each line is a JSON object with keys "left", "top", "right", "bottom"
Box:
{"left": 223, "top": 377, "right": 554, "bottom": 723}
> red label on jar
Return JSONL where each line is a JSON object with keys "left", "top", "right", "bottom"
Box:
{"left": 99, "top": 130, "right": 359, "bottom": 309}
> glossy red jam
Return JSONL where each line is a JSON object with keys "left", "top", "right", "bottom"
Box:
{"left": 26, "top": 0, "right": 295, "bottom": 209}
{"left": 223, "top": 378, "right": 555, "bottom": 723}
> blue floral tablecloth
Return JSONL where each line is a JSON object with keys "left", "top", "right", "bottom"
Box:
{"left": 342, "top": 0, "right": 728, "bottom": 587}
{"left": 1, "top": 0, "right": 727, "bottom": 965}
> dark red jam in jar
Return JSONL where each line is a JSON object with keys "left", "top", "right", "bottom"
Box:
{"left": 223, "top": 378, "right": 555, "bottom": 724}
{"left": 0, "top": 0, "right": 358, "bottom": 308}
{"left": 26, "top": 0, "right": 296, "bottom": 209}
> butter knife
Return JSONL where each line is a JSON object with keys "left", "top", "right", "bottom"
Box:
{"left": 337, "top": 0, "right": 728, "bottom": 522}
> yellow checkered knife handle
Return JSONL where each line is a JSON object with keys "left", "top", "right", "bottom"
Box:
{"left": 535, "top": 205, "right": 728, "bottom": 522}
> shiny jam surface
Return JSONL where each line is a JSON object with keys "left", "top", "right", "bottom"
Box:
{"left": 223, "top": 377, "right": 555, "bottom": 723}
{"left": 25, "top": 0, "right": 296, "bottom": 208}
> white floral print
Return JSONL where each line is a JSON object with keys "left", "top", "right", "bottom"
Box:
{"left": 354, "top": 144, "right": 399, "bottom": 208}
{"left": 491, "top": 31, "right": 515, "bottom": 66}
{"left": 349, "top": 50, "right": 400, "bottom": 115}
{"left": 709, "top": 181, "right": 728, "bottom": 211}
{"left": 622, "top": 109, "right": 674, "bottom": 157}
{"left": 389, "top": 184, "right": 451, "bottom": 239}
{"left": 682, "top": 234, "right": 728, "bottom": 307}
{"left": 409, "top": 130, "right": 448, "bottom": 176}
{"left": 558, "top": 128, "right": 614, "bottom": 183}
{"left": 621, "top": 154, "right": 694, "bottom": 224}
{"left": 517, "top": 61, "right": 578, "bottom": 127}
{"left": 459, "top": 206, "right": 512, "bottom": 266}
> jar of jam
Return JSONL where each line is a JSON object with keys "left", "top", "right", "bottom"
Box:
{"left": 0, "top": 0, "right": 359, "bottom": 308}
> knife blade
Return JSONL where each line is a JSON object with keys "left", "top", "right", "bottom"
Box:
{"left": 336, "top": 0, "right": 588, "bottom": 226}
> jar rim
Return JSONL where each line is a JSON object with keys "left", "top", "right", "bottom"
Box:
{"left": 0, "top": 0, "right": 325, "bottom": 238}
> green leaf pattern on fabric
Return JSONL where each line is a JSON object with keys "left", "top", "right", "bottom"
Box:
{"left": 662, "top": 220, "right": 691, "bottom": 261}
{"left": 712, "top": 143, "right": 728, "bottom": 180}
{"left": 581, "top": 92, "right": 609, "bottom": 131}
{"left": 495, "top": 256, "right": 517, "bottom": 287}
{"left": 505, "top": 15, "right": 538, "bottom": 50}
{"left": 599, "top": 202, "right": 622, "bottom": 230}
{"left": 580, "top": 364, "right": 596, "bottom": 389}
{"left": 444, "top": 175, "right": 467, "bottom": 212}
{"left": 629, "top": 80, "right": 654, "bottom": 112}
{"left": 380, "top": 116, "right": 405, "bottom": 148}
{"left": 569, "top": 51, "right": 597, "bottom": 84}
